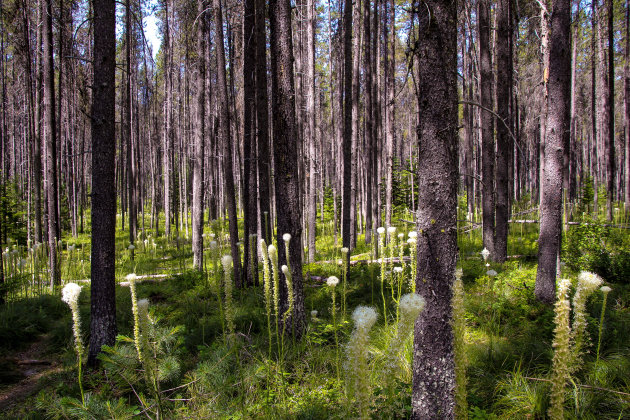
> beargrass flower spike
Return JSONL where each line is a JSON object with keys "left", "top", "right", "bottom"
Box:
{"left": 61, "top": 282, "right": 85, "bottom": 405}
{"left": 549, "top": 278, "right": 572, "bottom": 420}
{"left": 346, "top": 305, "right": 378, "bottom": 419}
{"left": 453, "top": 269, "right": 467, "bottom": 419}
{"left": 571, "top": 271, "right": 603, "bottom": 370}
{"left": 596, "top": 285, "right": 612, "bottom": 363}
{"left": 222, "top": 255, "right": 235, "bottom": 335}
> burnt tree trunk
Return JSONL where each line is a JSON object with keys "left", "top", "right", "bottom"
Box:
{"left": 410, "top": 0, "right": 458, "bottom": 417}
{"left": 88, "top": 0, "right": 117, "bottom": 366}
{"left": 342, "top": 0, "right": 353, "bottom": 262}
{"left": 535, "top": 0, "right": 570, "bottom": 304}
{"left": 243, "top": 0, "right": 255, "bottom": 283}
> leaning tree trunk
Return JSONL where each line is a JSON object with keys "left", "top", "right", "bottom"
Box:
{"left": 269, "top": 0, "right": 306, "bottom": 336}
{"left": 213, "top": 0, "right": 242, "bottom": 286}
{"left": 478, "top": 0, "right": 495, "bottom": 257}
{"left": 192, "top": 0, "right": 206, "bottom": 270}
{"left": 88, "top": 0, "right": 117, "bottom": 366}
{"left": 535, "top": 0, "right": 570, "bottom": 304}
{"left": 410, "top": 1, "right": 458, "bottom": 418}
{"left": 43, "top": 0, "right": 60, "bottom": 288}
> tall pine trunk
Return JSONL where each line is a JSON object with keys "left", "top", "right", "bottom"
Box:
{"left": 411, "top": 1, "right": 458, "bottom": 417}
{"left": 88, "top": 0, "right": 117, "bottom": 366}
{"left": 269, "top": 0, "right": 306, "bottom": 335}
{"left": 535, "top": 0, "right": 571, "bottom": 304}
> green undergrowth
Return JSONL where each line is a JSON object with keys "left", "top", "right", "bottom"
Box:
{"left": 1, "top": 204, "right": 629, "bottom": 419}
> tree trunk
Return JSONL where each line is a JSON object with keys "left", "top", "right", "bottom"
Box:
{"left": 88, "top": 0, "right": 117, "bottom": 366}
{"left": 214, "top": 0, "right": 242, "bottom": 286}
{"left": 255, "top": 0, "right": 271, "bottom": 245}
{"left": 306, "top": 0, "right": 317, "bottom": 263}
{"left": 342, "top": 0, "right": 353, "bottom": 261}
{"left": 592, "top": 0, "right": 599, "bottom": 214}
{"left": 494, "top": 0, "right": 511, "bottom": 263}
{"left": 192, "top": 0, "right": 206, "bottom": 270}
{"left": 269, "top": 0, "right": 306, "bottom": 335}
{"left": 535, "top": 0, "right": 570, "bottom": 304}
{"left": 625, "top": 0, "right": 630, "bottom": 208}
{"left": 411, "top": 1, "right": 458, "bottom": 417}
{"left": 478, "top": 0, "right": 495, "bottom": 256}
{"left": 606, "top": 0, "right": 615, "bottom": 220}
{"left": 163, "top": 0, "right": 173, "bottom": 238}
{"left": 364, "top": 0, "right": 374, "bottom": 245}
{"left": 43, "top": 0, "right": 60, "bottom": 287}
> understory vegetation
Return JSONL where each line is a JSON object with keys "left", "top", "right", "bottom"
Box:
{"left": 1, "top": 194, "right": 629, "bottom": 419}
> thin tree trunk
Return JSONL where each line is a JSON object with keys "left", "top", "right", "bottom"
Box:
{"left": 494, "top": 0, "right": 511, "bottom": 263}
{"left": 342, "top": 0, "right": 353, "bottom": 261}
{"left": 625, "top": 0, "right": 630, "bottom": 208}
{"left": 192, "top": 0, "right": 206, "bottom": 270}
{"left": 163, "top": 0, "right": 173, "bottom": 238}
{"left": 606, "top": 0, "right": 615, "bottom": 220}
{"left": 214, "top": 0, "right": 242, "bottom": 286}
{"left": 88, "top": 0, "right": 117, "bottom": 366}
{"left": 306, "top": 0, "right": 317, "bottom": 263}
{"left": 535, "top": 0, "right": 570, "bottom": 304}
{"left": 43, "top": 0, "right": 59, "bottom": 287}
{"left": 411, "top": 1, "right": 458, "bottom": 417}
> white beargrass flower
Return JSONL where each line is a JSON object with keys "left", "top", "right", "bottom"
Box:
{"left": 571, "top": 271, "right": 604, "bottom": 370}
{"left": 125, "top": 273, "right": 138, "bottom": 283}
{"left": 600, "top": 286, "right": 611, "bottom": 294}
{"left": 222, "top": 255, "right": 235, "bottom": 334}
{"left": 407, "top": 238, "right": 416, "bottom": 245}
{"left": 128, "top": 244, "right": 135, "bottom": 250}
{"left": 481, "top": 247, "right": 490, "bottom": 261}
{"left": 393, "top": 266, "right": 403, "bottom": 274}
{"left": 281, "top": 265, "right": 289, "bottom": 275}
{"left": 62, "top": 282, "right": 82, "bottom": 308}
{"left": 408, "top": 231, "right": 418, "bottom": 239}
{"left": 311, "top": 310, "right": 318, "bottom": 319}
{"left": 282, "top": 233, "right": 291, "bottom": 242}
{"left": 327, "top": 276, "right": 340, "bottom": 287}
{"left": 377, "top": 227, "right": 385, "bottom": 235}
{"left": 486, "top": 269, "right": 497, "bottom": 277}
{"left": 387, "top": 226, "right": 397, "bottom": 235}
{"left": 455, "top": 268, "right": 463, "bottom": 281}
{"left": 346, "top": 306, "right": 378, "bottom": 419}
{"left": 341, "top": 247, "right": 349, "bottom": 254}
{"left": 221, "top": 255, "right": 233, "bottom": 269}
{"left": 399, "top": 293, "right": 426, "bottom": 320}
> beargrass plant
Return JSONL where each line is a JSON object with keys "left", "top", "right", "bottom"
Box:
{"left": 571, "top": 271, "right": 603, "bottom": 372}
{"left": 327, "top": 275, "right": 341, "bottom": 382}
{"left": 260, "top": 239, "right": 273, "bottom": 356}
{"left": 222, "top": 255, "right": 235, "bottom": 337}
{"left": 377, "top": 227, "right": 388, "bottom": 325}
{"left": 549, "top": 278, "right": 572, "bottom": 420}
{"left": 61, "top": 282, "right": 85, "bottom": 406}
{"left": 408, "top": 231, "right": 418, "bottom": 293}
{"left": 596, "top": 285, "right": 612, "bottom": 363}
{"left": 345, "top": 305, "right": 378, "bottom": 419}
{"left": 453, "top": 268, "right": 468, "bottom": 420}
{"left": 269, "top": 244, "right": 281, "bottom": 346}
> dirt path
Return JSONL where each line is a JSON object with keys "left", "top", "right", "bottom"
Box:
{"left": 0, "top": 334, "right": 62, "bottom": 413}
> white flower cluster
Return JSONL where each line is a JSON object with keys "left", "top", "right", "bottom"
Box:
{"left": 62, "top": 282, "right": 82, "bottom": 307}
{"left": 341, "top": 247, "right": 349, "bottom": 254}
{"left": 377, "top": 227, "right": 385, "bottom": 235}
{"left": 577, "top": 271, "right": 603, "bottom": 294}
{"left": 387, "top": 226, "right": 397, "bottom": 235}
{"left": 481, "top": 248, "right": 490, "bottom": 261}
{"left": 600, "top": 286, "right": 612, "bottom": 294}
{"left": 327, "top": 276, "right": 340, "bottom": 287}
{"left": 282, "top": 233, "right": 291, "bottom": 242}
{"left": 399, "top": 293, "right": 426, "bottom": 321}
{"left": 221, "top": 255, "right": 233, "bottom": 270}
{"left": 351, "top": 306, "right": 378, "bottom": 332}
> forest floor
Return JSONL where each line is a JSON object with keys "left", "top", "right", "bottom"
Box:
{"left": 0, "top": 333, "right": 62, "bottom": 413}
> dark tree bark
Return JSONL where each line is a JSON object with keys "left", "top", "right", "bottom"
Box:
{"left": 478, "top": 0, "right": 495, "bottom": 257}
{"left": 88, "top": 0, "right": 117, "bottom": 366}
{"left": 625, "top": 0, "right": 630, "bottom": 208}
{"left": 255, "top": 0, "right": 271, "bottom": 245}
{"left": 43, "top": 0, "right": 60, "bottom": 287}
{"left": 192, "top": 0, "right": 206, "bottom": 270}
{"left": 592, "top": 0, "right": 599, "bottom": 213}
{"left": 410, "top": 1, "right": 458, "bottom": 418}
{"left": 213, "top": 0, "right": 242, "bottom": 286}
{"left": 364, "top": 0, "right": 374, "bottom": 245}
{"left": 125, "top": 0, "right": 136, "bottom": 247}
{"left": 342, "top": 0, "right": 353, "bottom": 260}
{"left": 494, "top": 0, "right": 511, "bottom": 263}
{"left": 535, "top": 0, "right": 570, "bottom": 304}
{"left": 269, "top": 0, "right": 306, "bottom": 335}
